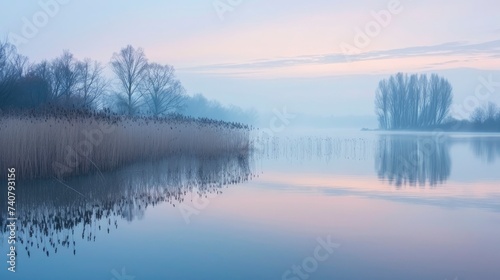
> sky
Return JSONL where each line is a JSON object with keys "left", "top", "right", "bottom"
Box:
{"left": 1, "top": 0, "right": 500, "bottom": 123}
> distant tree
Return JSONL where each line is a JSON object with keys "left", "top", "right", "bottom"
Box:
{"left": 375, "top": 73, "right": 453, "bottom": 130}
{"left": 141, "top": 63, "right": 186, "bottom": 116}
{"left": 182, "top": 93, "right": 256, "bottom": 124}
{"left": 375, "top": 80, "right": 389, "bottom": 129}
{"left": 77, "top": 58, "right": 108, "bottom": 109}
{"left": 28, "top": 61, "right": 55, "bottom": 105}
{"left": 12, "top": 72, "right": 52, "bottom": 109}
{"left": 0, "top": 41, "right": 27, "bottom": 109}
{"left": 471, "top": 106, "right": 486, "bottom": 124}
{"left": 51, "top": 50, "right": 81, "bottom": 106}
{"left": 110, "top": 45, "right": 148, "bottom": 115}
{"left": 470, "top": 102, "right": 500, "bottom": 131}
{"left": 486, "top": 102, "right": 498, "bottom": 121}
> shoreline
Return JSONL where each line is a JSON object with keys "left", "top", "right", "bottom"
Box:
{"left": 0, "top": 110, "right": 250, "bottom": 180}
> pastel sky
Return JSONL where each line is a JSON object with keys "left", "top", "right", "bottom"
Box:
{"left": 1, "top": 0, "right": 499, "bottom": 120}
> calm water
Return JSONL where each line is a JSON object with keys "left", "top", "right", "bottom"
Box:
{"left": 2, "top": 131, "right": 500, "bottom": 280}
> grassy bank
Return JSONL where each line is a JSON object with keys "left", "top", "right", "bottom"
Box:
{"left": 0, "top": 109, "right": 250, "bottom": 179}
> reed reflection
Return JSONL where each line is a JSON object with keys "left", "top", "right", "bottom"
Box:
{"left": 0, "top": 153, "right": 252, "bottom": 258}
{"left": 375, "top": 134, "right": 451, "bottom": 187}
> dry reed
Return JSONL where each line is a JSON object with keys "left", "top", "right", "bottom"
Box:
{"left": 0, "top": 110, "right": 250, "bottom": 179}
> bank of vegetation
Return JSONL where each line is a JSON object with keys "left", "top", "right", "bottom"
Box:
{"left": 0, "top": 42, "right": 251, "bottom": 179}
{"left": 375, "top": 73, "right": 500, "bottom": 132}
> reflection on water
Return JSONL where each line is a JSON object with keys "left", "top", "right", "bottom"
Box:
{"left": 375, "top": 134, "right": 451, "bottom": 187}
{"left": 256, "top": 133, "right": 500, "bottom": 188}
{"left": 254, "top": 135, "right": 372, "bottom": 162}
{"left": 0, "top": 153, "right": 252, "bottom": 257}
{"left": 470, "top": 136, "right": 500, "bottom": 163}
{"left": 2, "top": 131, "right": 500, "bottom": 280}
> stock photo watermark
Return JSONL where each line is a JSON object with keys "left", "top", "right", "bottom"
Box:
{"left": 282, "top": 235, "right": 340, "bottom": 280}
{"left": 6, "top": 168, "right": 17, "bottom": 273}
{"left": 52, "top": 121, "right": 115, "bottom": 178}
{"left": 8, "top": 0, "right": 70, "bottom": 48}
{"left": 397, "top": 74, "right": 500, "bottom": 173}
{"left": 451, "top": 74, "right": 500, "bottom": 119}
{"left": 339, "top": 0, "right": 410, "bottom": 62}
{"left": 253, "top": 107, "right": 296, "bottom": 153}
{"left": 111, "top": 267, "right": 135, "bottom": 280}
{"left": 213, "top": 0, "right": 244, "bottom": 21}
{"left": 178, "top": 188, "right": 219, "bottom": 224}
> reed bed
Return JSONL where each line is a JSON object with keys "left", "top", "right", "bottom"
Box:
{"left": 0, "top": 109, "right": 250, "bottom": 179}
{"left": 0, "top": 153, "right": 253, "bottom": 257}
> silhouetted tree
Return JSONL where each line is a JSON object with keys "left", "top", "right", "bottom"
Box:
{"left": 375, "top": 73, "right": 453, "bottom": 130}
{"left": 470, "top": 102, "right": 500, "bottom": 131}
{"left": 110, "top": 45, "right": 148, "bottom": 115}
{"left": 182, "top": 93, "right": 256, "bottom": 124}
{"left": 50, "top": 50, "right": 82, "bottom": 106}
{"left": 141, "top": 63, "right": 186, "bottom": 116}
{"left": 12, "top": 71, "right": 52, "bottom": 109}
{"left": 0, "top": 41, "right": 27, "bottom": 109}
{"left": 77, "top": 58, "right": 108, "bottom": 109}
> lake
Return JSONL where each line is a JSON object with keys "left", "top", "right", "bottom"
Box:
{"left": 2, "top": 130, "right": 500, "bottom": 280}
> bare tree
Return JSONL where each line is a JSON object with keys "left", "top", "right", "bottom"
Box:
{"left": 0, "top": 41, "right": 27, "bottom": 109}
{"left": 13, "top": 68, "right": 52, "bottom": 109}
{"left": 77, "top": 58, "right": 108, "bottom": 109}
{"left": 486, "top": 102, "right": 498, "bottom": 121}
{"left": 29, "top": 60, "right": 55, "bottom": 99}
{"left": 470, "top": 102, "right": 500, "bottom": 131}
{"left": 51, "top": 50, "right": 81, "bottom": 105}
{"left": 375, "top": 73, "right": 453, "bottom": 130}
{"left": 471, "top": 106, "right": 486, "bottom": 124}
{"left": 375, "top": 80, "right": 389, "bottom": 129}
{"left": 428, "top": 74, "right": 452, "bottom": 126}
{"left": 417, "top": 74, "right": 429, "bottom": 127}
{"left": 110, "top": 45, "right": 148, "bottom": 115}
{"left": 142, "top": 63, "right": 186, "bottom": 116}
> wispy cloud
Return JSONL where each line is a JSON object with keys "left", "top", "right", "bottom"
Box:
{"left": 182, "top": 40, "right": 500, "bottom": 73}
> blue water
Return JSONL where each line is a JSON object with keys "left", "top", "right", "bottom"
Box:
{"left": 1, "top": 132, "right": 500, "bottom": 279}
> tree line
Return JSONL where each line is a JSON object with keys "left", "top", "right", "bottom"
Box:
{"left": 375, "top": 72, "right": 500, "bottom": 131}
{"left": 0, "top": 41, "right": 185, "bottom": 116}
{"left": 375, "top": 72, "right": 453, "bottom": 130}
{"left": 469, "top": 102, "right": 500, "bottom": 130}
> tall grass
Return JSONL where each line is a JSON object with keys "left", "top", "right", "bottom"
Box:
{"left": 0, "top": 109, "right": 250, "bottom": 179}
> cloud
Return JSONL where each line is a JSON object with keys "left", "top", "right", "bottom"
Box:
{"left": 182, "top": 40, "right": 500, "bottom": 73}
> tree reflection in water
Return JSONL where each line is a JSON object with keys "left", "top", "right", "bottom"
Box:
{"left": 470, "top": 136, "right": 500, "bottom": 163}
{"left": 0, "top": 153, "right": 252, "bottom": 258}
{"left": 375, "top": 134, "right": 451, "bottom": 187}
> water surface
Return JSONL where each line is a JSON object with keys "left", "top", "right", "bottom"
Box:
{"left": 2, "top": 131, "right": 500, "bottom": 279}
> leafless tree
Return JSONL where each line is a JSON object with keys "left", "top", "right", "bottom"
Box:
{"left": 0, "top": 41, "right": 27, "bottom": 108}
{"left": 375, "top": 73, "right": 453, "bottom": 129}
{"left": 472, "top": 102, "right": 499, "bottom": 125}
{"left": 471, "top": 106, "right": 486, "bottom": 124}
{"left": 51, "top": 50, "right": 81, "bottom": 105}
{"left": 142, "top": 63, "right": 186, "bottom": 116}
{"left": 77, "top": 59, "right": 108, "bottom": 109}
{"left": 486, "top": 102, "right": 498, "bottom": 121}
{"left": 110, "top": 45, "right": 148, "bottom": 115}
{"left": 375, "top": 80, "right": 389, "bottom": 129}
